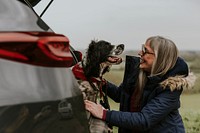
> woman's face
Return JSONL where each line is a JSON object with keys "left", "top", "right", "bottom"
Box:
{"left": 138, "top": 40, "right": 155, "bottom": 73}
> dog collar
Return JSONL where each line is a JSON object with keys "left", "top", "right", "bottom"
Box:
{"left": 72, "top": 63, "right": 100, "bottom": 83}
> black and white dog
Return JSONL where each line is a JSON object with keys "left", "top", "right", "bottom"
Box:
{"left": 72, "top": 40, "right": 124, "bottom": 133}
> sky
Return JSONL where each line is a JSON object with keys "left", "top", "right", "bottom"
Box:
{"left": 34, "top": 0, "right": 200, "bottom": 51}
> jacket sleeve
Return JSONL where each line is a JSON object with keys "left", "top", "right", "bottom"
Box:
{"left": 105, "top": 87, "right": 182, "bottom": 131}
{"left": 103, "top": 56, "right": 140, "bottom": 103}
{"left": 103, "top": 81, "right": 123, "bottom": 103}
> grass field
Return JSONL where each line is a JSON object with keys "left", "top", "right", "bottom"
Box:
{"left": 104, "top": 69, "right": 200, "bottom": 133}
{"left": 180, "top": 94, "right": 200, "bottom": 133}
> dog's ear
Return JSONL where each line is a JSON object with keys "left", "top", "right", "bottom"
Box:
{"left": 114, "top": 44, "right": 124, "bottom": 55}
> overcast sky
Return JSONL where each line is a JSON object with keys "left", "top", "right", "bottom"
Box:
{"left": 34, "top": 0, "right": 200, "bottom": 51}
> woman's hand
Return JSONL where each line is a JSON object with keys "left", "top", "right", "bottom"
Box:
{"left": 84, "top": 100, "right": 105, "bottom": 119}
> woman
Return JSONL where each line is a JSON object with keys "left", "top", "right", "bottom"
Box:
{"left": 85, "top": 36, "right": 189, "bottom": 133}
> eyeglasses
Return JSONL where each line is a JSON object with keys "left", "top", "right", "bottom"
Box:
{"left": 141, "top": 44, "right": 154, "bottom": 55}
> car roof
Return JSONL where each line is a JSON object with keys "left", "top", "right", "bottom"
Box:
{"left": 0, "top": 0, "right": 52, "bottom": 32}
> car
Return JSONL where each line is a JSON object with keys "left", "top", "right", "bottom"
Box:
{"left": 0, "top": 0, "right": 89, "bottom": 132}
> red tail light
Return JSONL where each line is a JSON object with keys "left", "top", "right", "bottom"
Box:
{"left": 0, "top": 32, "right": 75, "bottom": 67}
{"left": 0, "top": 49, "right": 28, "bottom": 61}
{"left": 38, "top": 36, "right": 72, "bottom": 61}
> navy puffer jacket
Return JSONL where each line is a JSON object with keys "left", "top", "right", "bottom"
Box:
{"left": 104, "top": 56, "right": 188, "bottom": 133}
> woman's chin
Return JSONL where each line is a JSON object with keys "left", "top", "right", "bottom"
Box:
{"left": 139, "top": 63, "right": 145, "bottom": 69}
{"left": 139, "top": 64, "right": 151, "bottom": 72}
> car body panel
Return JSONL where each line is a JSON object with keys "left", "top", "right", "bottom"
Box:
{"left": 0, "top": 59, "right": 81, "bottom": 106}
{"left": 0, "top": 0, "right": 89, "bottom": 132}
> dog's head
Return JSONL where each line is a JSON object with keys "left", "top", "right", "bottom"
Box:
{"left": 83, "top": 40, "right": 124, "bottom": 78}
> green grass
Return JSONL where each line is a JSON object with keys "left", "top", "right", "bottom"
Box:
{"left": 180, "top": 94, "right": 200, "bottom": 111}
{"left": 180, "top": 94, "right": 200, "bottom": 133}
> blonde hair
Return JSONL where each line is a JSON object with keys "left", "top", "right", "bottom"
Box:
{"left": 138, "top": 36, "right": 179, "bottom": 90}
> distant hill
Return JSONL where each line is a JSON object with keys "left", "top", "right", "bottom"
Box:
{"left": 77, "top": 49, "right": 200, "bottom": 61}
{"left": 77, "top": 49, "right": 200, "bottom": 71}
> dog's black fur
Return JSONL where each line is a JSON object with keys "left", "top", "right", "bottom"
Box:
{"left": 83, "top": 40, "right": 124, "bottom": 79}
{"left": 72, "top": 40, "right": 124, "bottom": 133}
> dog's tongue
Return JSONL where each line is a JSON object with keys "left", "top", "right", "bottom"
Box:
{"left": 107, "top": 56, "right": 122, "bottom": 64}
